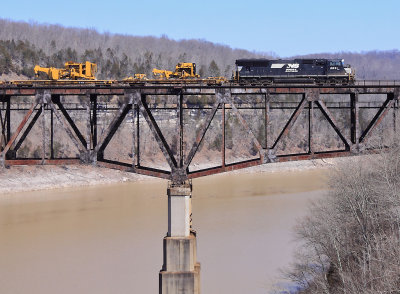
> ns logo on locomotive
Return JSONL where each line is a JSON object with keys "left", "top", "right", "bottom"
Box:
{"left": 234, "top": 58, "right": 355, "bottom": 85}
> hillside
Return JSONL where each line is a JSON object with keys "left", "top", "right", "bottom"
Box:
{"left": 0, "top": 18, "right": 399, "bottom": 80}
{"left": 0, "top": 19, "right": 265, "bottom": 80}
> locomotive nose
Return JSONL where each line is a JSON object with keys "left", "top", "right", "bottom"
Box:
{"left": 344, "top": 67, "right": 352, "bottom": 74}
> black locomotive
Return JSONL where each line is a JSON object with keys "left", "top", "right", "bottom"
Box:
{"left": 234, "top": 58, "right": 355, "bottom": 85}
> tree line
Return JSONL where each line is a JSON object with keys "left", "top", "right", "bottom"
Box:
{"left": 0, "top": 39, "right": 240, "bottom": 79}
{"left": 0, "top": 19, "right": 265, "bottom": 80}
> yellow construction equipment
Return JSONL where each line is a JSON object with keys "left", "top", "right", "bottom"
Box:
{"left": 122, "top": 74, "right": 148, "bottom": 82}
{"left": 152, "top": 68, "right": 173, "bottom": 79}
{"left": 171, "top": 63, "right": 200, "bottom": 78}
{"left": 34, "top": 61, "right": 97, "bottom": 80}
{"left": 152, "top": 62, "right": 200, "bottom": 79}
{"left": 134, "top": 73, "right": 147, "bottom": 80}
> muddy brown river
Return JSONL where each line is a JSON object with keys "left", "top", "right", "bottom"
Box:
{"left": 0, "top": 169, "right": 328, "bottom": 294}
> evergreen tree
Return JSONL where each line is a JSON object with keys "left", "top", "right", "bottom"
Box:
{"left": 208, "top": 60, "right": 220, "bottom": 77}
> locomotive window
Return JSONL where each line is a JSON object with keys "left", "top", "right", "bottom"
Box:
{"left": 330, "top": 61, "right": 341, "bottom": 66}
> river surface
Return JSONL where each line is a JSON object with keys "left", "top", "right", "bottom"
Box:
{"left": 0, "top": 169, "right": 328, "bottom": 294}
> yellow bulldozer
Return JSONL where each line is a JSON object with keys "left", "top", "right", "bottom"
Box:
{"left": 152, "top": 62, "right": 200, "bottom": 79}
{"left": 34, "top": 61, "right": 97, "bottom": 80}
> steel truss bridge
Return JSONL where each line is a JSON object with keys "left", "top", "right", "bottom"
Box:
{"left": 0, "top": 82, "right": 399, "bottom": 183}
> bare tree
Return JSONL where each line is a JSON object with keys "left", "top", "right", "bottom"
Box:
{"left": 285, "top": 138, "right": 400, "bottom": 293}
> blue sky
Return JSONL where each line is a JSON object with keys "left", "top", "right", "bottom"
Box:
{"left": 0, "top": 0, "right": 399, "bottom": 57}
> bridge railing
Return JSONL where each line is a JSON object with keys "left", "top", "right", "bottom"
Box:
{"left": 354, "top": 80, "right": 400, "bottom": 86}
{"left": 0, "top": 101, "right": 388, "bottom": 111}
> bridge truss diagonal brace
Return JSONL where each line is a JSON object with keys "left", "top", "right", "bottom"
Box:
{"left": 271, "top": 92, "right": 308, "bottom": 151}
{"left": 184, "top": 100, "right": 220, "bottom": 171}
{"left": 52, "top": 96, "right": 87, "bottom": 148}
{"left": 359, "top": 91, "right": 398, "bottom": 144}
{"left": 13, "top": 107, "right": 42, "bottom": 154}
{"left": 94, "top": 99, "right": 132, "bottom": 163}
{"left": 0, "top": 102, "right": 38, "bottom": 167}
{"left": 315, "top": 100, "right": 352, "bottom": 149}
{"left": 227, "top": 93, "right": 270, "bottom": 163}
{"left": 48, "top": 98, "right": 87, "bottom": 159}
{"left": 0, "top": 100, "right": 9, "bottom": 150}
{"left": 135, "top": 92, "right": 178, "bottom": 177}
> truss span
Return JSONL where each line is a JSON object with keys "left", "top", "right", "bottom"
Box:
{"left": 0, "top": 83, "right": 399, "bottom": 183}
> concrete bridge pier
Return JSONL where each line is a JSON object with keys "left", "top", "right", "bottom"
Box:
{"left": 159, "top": 181, "right": 200, "bottom": 294}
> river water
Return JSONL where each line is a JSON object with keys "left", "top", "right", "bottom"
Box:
{"left": 0, "top": 169, "right": 328, "bottom": 294}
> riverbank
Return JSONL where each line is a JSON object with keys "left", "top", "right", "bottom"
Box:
{"left": 0, "top": 157, "right": 349, "bottom": 195}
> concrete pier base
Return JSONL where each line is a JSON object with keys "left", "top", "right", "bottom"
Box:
{"left": 159, "top": 181, "right": 200, "bottom": 294}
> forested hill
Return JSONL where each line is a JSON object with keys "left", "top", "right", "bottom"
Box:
{"left": 0, "top": 19, "right": 264, "bottom": 79}
{"left": 0, "top": 18, "right": 399, "bottom": 80}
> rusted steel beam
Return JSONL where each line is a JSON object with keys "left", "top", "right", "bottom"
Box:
{"left": 265, "top": 93, "right": 271, "bottom": 149}
{"left": 188, "top": 158, "right": 261, "bottom": 179}
{"left": 222, "top": 103, "right": 226, "bottom": 168}
{"left": 276, "top": 150, "right": 352, "bottom": 162}
{"left": 130, "top": 104, "right": 136, "bottom": 168}
{"left": 48, "top": 101, "right": 86, "bottom": 155}
{"left": 0, "top": 85, "right": 399, "bottom": 98}
{"left": 41, "top": 103, "right": 46, "bottom": 163}
{"left": 308, "top": 101, "right": 314, "bottom": 154}
{"left": 6, "top": 96, "right": 10, "bottom": 142}
{"left": 136, "top": 105, "right": 140, "bottom": 166}
{"left": 271, "top": 95, "right": 307, "bottom": 149}
{"left": 230, "top": 97, "right": 264, "bottom": 162}
{"left": 0, "top": 109, "right": 4, "bottom": 150}
{"left": 1, "top": 102, "right": 38, "bottom": 162}
{"left": 138, "top": 94, "right": 177, "bottom": 170}
{"left": 5, "top": 158, "right": 81, "bottom": 165}
{"left": 53, "top": 96, "right": 87, "bottom": 148}
{"left": 350, "top": 93, "right": 359, "bottom": 146}
{"left": 91, "top": 95, "right": 98, "bottom": 148}
{"left": 133, "top": 166, "right": 171, "bottom": 179}
{"left": 13, "top": 107, "right": 42, "bottom": 154}
{"left": 95, "top": 102, "right": 131, "bottom": 158}
{"left": 86, "top": 95, "right": 91, "bottom": 151}
{"left": 187, "top": 150, "right": 359, "bottom": 179}
{"left": 315, "top": 100, "right": 352, "bottom": 148}
{"left": 50, "top": 108, "right": 54, "bottom": 159}
{"left": 0, "top": 99, "right": 8, "bottom": 150}
{"left": 184, "top": 101, "right": 220, "bottom": 170}
{"left": 97, "top": 159, "right": 170, "bottom": 179}
{"left": 177, "top": 93, "right": 183, "bottom": 168}
{"left": 359, "top": 94, "right": 395, "bottom": 143}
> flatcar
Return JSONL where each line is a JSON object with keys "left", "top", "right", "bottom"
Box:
{"left": 234, "top": 58, "right": 355, "bottom": 85}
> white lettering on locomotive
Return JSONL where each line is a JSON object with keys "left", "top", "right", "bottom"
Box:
{"left": 285, "top": 63, "right": 299, "bottom": 72}
{"left": 287, "top": 63, "right": 299, "bottom": 69}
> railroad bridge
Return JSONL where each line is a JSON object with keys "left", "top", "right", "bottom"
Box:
{"left": 1, "top": 82, "right": 399, "bottom": 293}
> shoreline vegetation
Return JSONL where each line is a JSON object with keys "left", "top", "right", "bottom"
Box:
{"left": 285, "top": 144, "right": 400, "bottom": 293}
